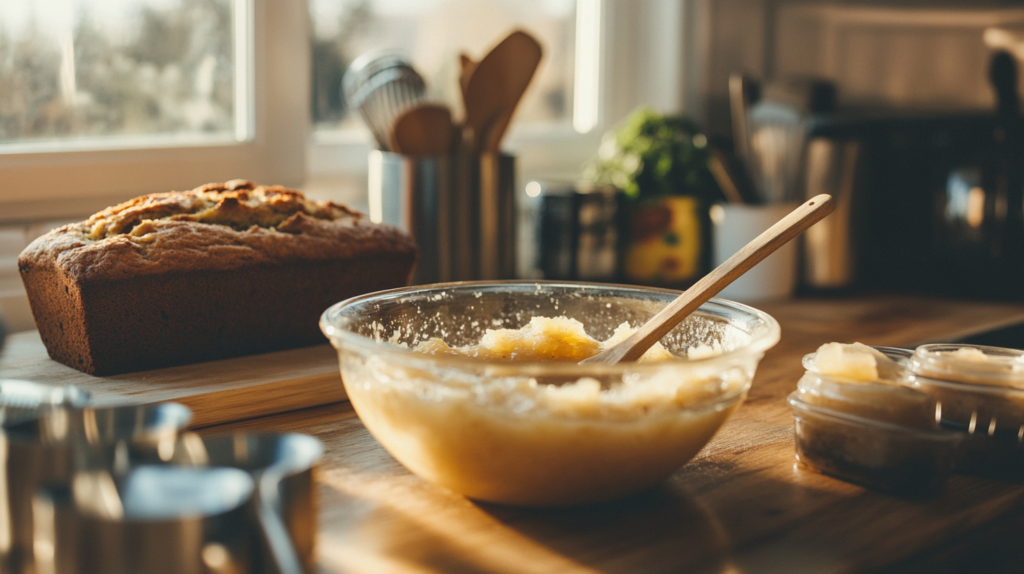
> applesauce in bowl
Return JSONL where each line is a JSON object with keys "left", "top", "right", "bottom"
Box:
{"left": 320, "top": 281, "right": 780, "bottom": 506}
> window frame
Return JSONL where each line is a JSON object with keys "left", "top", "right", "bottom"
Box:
{"left": 0, "top": 0, "right": 309, "bottom": 222}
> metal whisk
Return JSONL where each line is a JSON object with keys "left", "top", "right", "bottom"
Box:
{"left": 343, "top": 51, "right": 427, "bottom": 151}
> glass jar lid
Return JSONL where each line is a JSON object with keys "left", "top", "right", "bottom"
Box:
{"left": 910, "top": 344, "right": 1024, "bottom": 388}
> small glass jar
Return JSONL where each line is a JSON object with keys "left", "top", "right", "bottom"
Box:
{"left": 799, "top": 349, "right": 938, "bottom": 429}
{"left": 790, "top": 346, "right": 963, "bottom": 495}
{"left": 907, "top": 344, "right": 1024, "bottom": 480}
{"left": 789, "top": 392, "right": 962, "bottom": 495}
{"left": 911, "top": 344, "right": 1024, "bottom": 388}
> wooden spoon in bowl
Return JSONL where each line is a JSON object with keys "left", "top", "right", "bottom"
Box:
{"left": 582, "top": 194, "right": 835, "bottom": 365}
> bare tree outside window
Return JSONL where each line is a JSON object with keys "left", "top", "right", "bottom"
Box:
{"left": 0, "top": 0, "right": 235, "bottom": 145}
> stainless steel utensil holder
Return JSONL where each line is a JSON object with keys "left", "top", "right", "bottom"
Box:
{"left": 369, "top": 150, "right": 516, "bottom": 284}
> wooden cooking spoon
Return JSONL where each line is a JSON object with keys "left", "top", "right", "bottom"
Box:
{"left": 389, "top": 103, "right": 454, "bottom": 156}
{"left": 458, "top": 52, "right": 476, "bottom": 102}
{"left": 582, "top": 194, "right": 835, "bottom": 365}
{"left": 463, "top": 30, "right": 542, "bottom": 153}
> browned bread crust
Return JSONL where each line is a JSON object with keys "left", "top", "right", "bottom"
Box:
{"left": 19, "top": 180, "right": 417, "bottom": 375}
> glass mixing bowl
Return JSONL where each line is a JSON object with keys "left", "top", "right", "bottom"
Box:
{"left": 320, "top": 281, "right": 780, "bottom": 506}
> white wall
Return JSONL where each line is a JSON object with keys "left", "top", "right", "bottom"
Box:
{"left": 698, "top": 0, "right": 1024, "bottom": 135}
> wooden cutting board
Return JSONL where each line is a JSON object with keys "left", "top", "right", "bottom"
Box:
{"left": 0, "top": 331, "right": 345, "bottom": 428}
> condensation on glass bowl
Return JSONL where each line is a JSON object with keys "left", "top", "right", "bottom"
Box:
{"left": 320, "top": 281, "right": 781, "bottom": 506}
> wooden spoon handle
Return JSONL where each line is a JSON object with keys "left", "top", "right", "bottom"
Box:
{"left": 581, "top": 194, "right": 835, "bottom": 365}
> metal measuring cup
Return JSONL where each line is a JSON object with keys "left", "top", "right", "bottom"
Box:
{"left": 1, "top": 402, "right": 192, "bottom": 573}
{"left": 141, "top": 432, "right": 324, "bottom": 574}
{"left": 32, "top": 465, "right": 255, "bottom": 574}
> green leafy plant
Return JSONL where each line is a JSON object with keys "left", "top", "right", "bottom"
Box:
{"left": 584, "top": 107, "right": 718, "bottom": 201}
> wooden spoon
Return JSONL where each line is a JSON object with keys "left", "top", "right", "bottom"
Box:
{"left": 389, "top": 103, "right": 454, "bottom": 156}
{"left": 582, "top": 194, "right": 835, "bottom": 365}
{"left": 462, "top": 30, "right": 542, "bottom": 153}
{"left": 483, "top": 43, "right": 542, "bottom": 152}
{"left": 458, "top": 52, "right": 476, "bottom": 102}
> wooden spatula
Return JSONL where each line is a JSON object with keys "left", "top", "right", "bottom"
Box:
{"left": 582, "top": 194, "right": 835, "bottom": 364}
{"left": 462, "top": 30, "right": 542, "bottom": 153}
{"left": 389, "top": 103, "right": 454, "bottom": 156}
{"left": 459, "top": 52, "right": 476, "bottom": 102}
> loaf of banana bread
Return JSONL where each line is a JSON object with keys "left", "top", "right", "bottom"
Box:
{"left": 19, "top": 180, "right": 417, "bottom": 375}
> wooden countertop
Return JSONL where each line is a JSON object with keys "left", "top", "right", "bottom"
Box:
{"left": 203, "top": 295, "right": 1024, "bottom": 574}
{"left": 6, "top": 295, "right": 1024, "bottom": 573}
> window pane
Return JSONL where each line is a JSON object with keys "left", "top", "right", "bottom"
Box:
{"left": 0, "top": 0, "right": 239, "bottom": 146}
{"left": 310, "top": 0, "right": 576, "bottom": 133}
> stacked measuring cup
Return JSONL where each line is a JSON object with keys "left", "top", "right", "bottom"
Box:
{"left": 0, "top": 385, "right": 323, "bottom": 574}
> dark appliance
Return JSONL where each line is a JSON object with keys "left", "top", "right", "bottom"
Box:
{"left": 806, "top": 52, "right": 1024, "bottom": 301}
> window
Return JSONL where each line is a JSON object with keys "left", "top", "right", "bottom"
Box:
{"left": 0, "top": 0, "right": 307, "bottom": 220}
{"left": 0, "top": 0, "right": 689, "bottom": 331}
{"left": 305, "top": 0, "right": 692, "bottom": 199}
{"left": 305, "top": 0, "right": 592, "bottom": 201}
{"left": 308, "top": 0, "right": 577, "bottom": 134}
{"left": 0, "top": 0, "right": 691, "bottom": 214}
{"left": 0, "top": 0, "right": 308, "bottom": 332}
{"left": 1, "top": 0, "right": 243, "bottom": 147}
